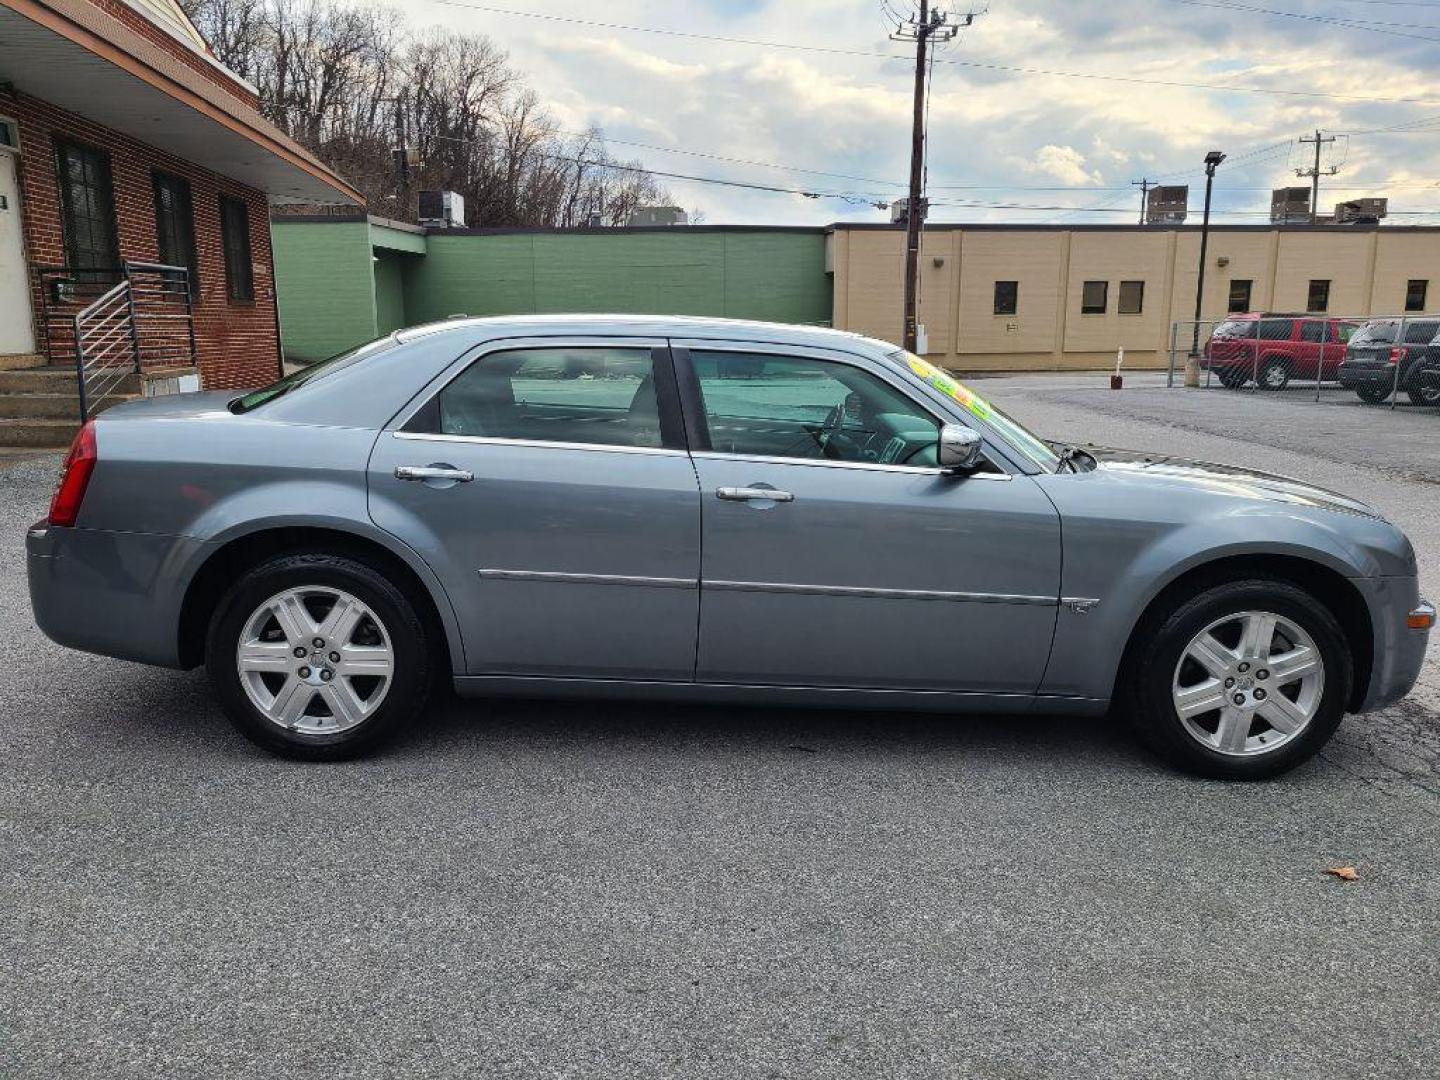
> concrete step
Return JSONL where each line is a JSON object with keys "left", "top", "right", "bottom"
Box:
{"left": 0, "top": 354, "right": 46, "bottom": 371}
{"left": 0, "top": 368, "right": 141, "bottom": 395}
{"left": 0, "top": 418, "right": 82, "bottom": 448}
{"left": 0, "top": 393, "right": 137, "bottom": 420}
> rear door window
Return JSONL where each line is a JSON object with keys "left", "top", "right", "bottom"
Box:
{"left": 420, "top": 347, "right": 677, "bottom": 450}
{"left": 1404, "top": 321, "right": 1438, "bottom": 345}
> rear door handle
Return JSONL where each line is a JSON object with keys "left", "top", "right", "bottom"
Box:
{"left": 395, "top": 465, "right": 475, "bottom": 483}
{"left": 716, "top": 486, "right": 794, "bottom": 503}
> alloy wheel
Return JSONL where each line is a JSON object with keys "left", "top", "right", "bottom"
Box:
{"left": 236, "top": 586, "right": 394, "bottom": 734}
{"left": 1171, "top": 610, "right": 1324, "bottom": 756}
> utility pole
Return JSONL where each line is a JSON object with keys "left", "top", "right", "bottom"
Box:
{"left": 1132, "top": 178, "right": 1151, "bottom": 225}
{"left": 1297, "top": 129, "right": 1337, "bottom": 224}
{"left": 891, "top": 2, "right": 971, "bottom": 353}
{"left": 1185, "top": 151, "right": 1226, "bottom": 387}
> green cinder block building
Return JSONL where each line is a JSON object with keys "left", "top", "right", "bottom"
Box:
{"left": 271, "top": 216, "right": 833, "bottom": 363}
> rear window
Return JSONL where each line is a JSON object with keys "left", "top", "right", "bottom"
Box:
{"left": 229, "top": 337, "right": 397, "bottom": 413}
{"left": 1404, "top": 321, "right": 1439, "bottom": 345}
{"left": 1350, "top": 321, "right": 1398, "bottom": 346}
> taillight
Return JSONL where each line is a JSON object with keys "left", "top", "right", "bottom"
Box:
{"left": 48, "top": 420, "right": 97, "bottom": 528}
{"left": 1389, "top": 347, "right": 1405, "bottom": 366}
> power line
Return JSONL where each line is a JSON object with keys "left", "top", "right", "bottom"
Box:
{"left": 1178, "top": 0, "right": 1440, "bottom": 40}
{"left": 431, "top": 0, "right": 1440, "bottom": 104}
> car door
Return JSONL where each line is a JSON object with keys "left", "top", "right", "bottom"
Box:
{"left": 672, "top": 341, "right": 1063, "bottom": 695}
{"left": 1298, "top": 319, "right": 1327, "bottom": 379}
{"left": 369, "top": 338, "right": 702, "bottom": 681}
{"left": 1323, "top": 321, "right": 1353, "bottom": 377}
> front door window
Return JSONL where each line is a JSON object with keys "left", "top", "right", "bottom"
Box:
{"left": 690, "top": 350, "right": 942, "bottom": 468}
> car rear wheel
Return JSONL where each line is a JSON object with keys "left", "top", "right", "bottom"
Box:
{"left": 1355, "top": 384, "right": 1391, "bottom": 404}
{"left": 1123, "top": 579, "right": 1351, "bottom": 780}
{"left": 206, "top": 553, "right": 433, "bottom": 760}
{"left": 1258, "top": 358, "right": 1290, "bottom": 391}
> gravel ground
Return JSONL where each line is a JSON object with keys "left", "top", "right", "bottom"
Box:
{"left": 2, "top": 381, "right": 1438, "bottom": 1080}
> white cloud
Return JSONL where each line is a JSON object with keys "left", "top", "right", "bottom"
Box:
{"left": 1024, "top": 144, "right": 1103, "bottom": 185}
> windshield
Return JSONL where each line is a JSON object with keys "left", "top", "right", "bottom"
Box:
{"left": 889, "top": 350, "right": 1061, "bottom": 471}
{"left": 229, "top": 336, "right": 398, "bottom": 414}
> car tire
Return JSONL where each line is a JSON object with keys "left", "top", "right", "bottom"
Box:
{"left": 1356, "top": 384, "right": 1391, "bottom": 404}
{"left": 1122, "top": 578, "right": 1351, "bottom": 780}
{"left": 1406, "top": 383, "right": 1440, "bottom": 407}
{"left": 1258, "top": 358, "right": 1290, "bottom": 391}
{"left": 205, "top": 553, "right": 433, "bottom": 760}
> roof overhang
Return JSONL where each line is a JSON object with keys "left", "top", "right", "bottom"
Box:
{"left": 0, "top": 0, "right": 362, "bottom": 205}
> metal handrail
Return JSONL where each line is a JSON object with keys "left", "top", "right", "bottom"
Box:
{"left": 69, "top": 262, "right": 196, "bottom": 420}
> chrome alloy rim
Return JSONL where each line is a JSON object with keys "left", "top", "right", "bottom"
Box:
{"left": 1171, "top": 610, "right": 1324, "bottom": 757}
{"left": 236, "top": 587, "right": 394, "bottom": 734}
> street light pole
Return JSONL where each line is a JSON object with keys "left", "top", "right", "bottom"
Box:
{"left": 1185, "top": 150, "right": 1225, "bottom": 387}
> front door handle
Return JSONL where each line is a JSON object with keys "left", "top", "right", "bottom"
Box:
{"left": 716, "top": 486, "right": 794, "bottom": 503}
{"left": 395, "top": 465, "right": 475, "bottom": 483}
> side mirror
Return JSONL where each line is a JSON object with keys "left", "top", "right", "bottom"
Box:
{"left": 937, "top": 423, "right": 983, "bottom": 472}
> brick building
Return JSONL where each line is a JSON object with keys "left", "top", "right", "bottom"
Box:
{"left": 0, "top": 0, "right": 360, "bottom": 447}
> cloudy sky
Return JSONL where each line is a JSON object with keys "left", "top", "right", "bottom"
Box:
{"left": 387, "top": 0, "right": 1440, "bottom": 225}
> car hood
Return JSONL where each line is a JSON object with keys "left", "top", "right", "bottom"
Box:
{"left": 1081, "top": 447, "right": 1383, "bottom": 519}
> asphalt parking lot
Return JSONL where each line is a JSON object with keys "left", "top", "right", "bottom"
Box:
{"left": 3, "top": 379, "right": 1437, "bottom": 1080}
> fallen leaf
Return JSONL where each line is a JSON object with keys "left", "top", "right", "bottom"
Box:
{"left": 1326, "top": 866, "right": 1359, "bottom": 881}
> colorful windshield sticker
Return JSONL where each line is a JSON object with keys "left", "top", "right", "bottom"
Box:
{"left": 905, "top": 354, "right": 993, "bottom": 421}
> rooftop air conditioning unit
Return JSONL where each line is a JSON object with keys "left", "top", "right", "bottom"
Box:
{"left": 418, "top": 190, "right": 466, "bottom": 229}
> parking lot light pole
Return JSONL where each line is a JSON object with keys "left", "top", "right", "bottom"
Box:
{"left": 1186, "top": 150, "right": 1226, "bottom": 387}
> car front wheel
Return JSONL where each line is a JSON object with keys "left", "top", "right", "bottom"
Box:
{"left": 206, "top": 553, "right": 433, "bottom": 760}
{"left": 1406, "top": 383, "right": 1440, "bottom": 407}
{"left": 1123, "top": 579, "right": 1351, "bottom": 779}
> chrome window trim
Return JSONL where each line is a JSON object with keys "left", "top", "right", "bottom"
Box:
{"left": 689, "top": 449, "right": 1012, "bottom": 480}
{"left": 393, "top": 431, "right": 689, "bottom": 459}
{"left": 708, "top": 580, "right": 1054, "bottom": 605}
{"left": 479, "top": 569, "right": 696, "bottom": 589}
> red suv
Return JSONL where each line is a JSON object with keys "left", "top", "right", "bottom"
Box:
{"left": 1203, "top": 313, "right": 1358, "bottom": 390}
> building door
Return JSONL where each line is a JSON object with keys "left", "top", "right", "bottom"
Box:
{"left": 0, "top": 123, "right": 36, "bottom": 355}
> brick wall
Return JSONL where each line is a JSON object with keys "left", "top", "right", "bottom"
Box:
{"left": 5, "top": 89, "right": 282, "bottom": 390}
{"left": 91, "top": 0, "right": 263, "bottom": 109}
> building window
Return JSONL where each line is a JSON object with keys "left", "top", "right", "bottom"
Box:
{"left": 0, "top": 119, "right": 16, "bottom": 149}
{"left": 1406, "top": 279, "right": 1428, "bottom": 313}
{"left": 152, "top": 172, "right": 198, "bottom": 298}
{"left": 1080, "top": 280, "right": 1108, "bottom": 314}
{"left": 1118, "top": 280, "right": 1144, "bottom": 315}
{"left": 219, "top": 195, "right": 254, "bottom": 304}
{"left": 1228, "top": 279, "right": 1253, "bottom": 313}
{"left": 54, "top": 140, "right": 119, "bottom": 276}
{"left": 993, "top": 280, "right": 1018, "bottom": 316}
{"left": 1307, "top": 279, "right": 1330, "bottom": 313}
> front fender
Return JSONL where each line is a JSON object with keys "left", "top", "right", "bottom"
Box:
{"left": 1037, "top": 488, "right": 1401, "bottom": 701}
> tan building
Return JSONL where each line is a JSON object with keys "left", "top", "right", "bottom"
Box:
{"left": 827, "top": 223, "right": 1440, "bottom": 372}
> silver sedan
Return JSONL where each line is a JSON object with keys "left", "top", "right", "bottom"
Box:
{"left": 26, "top": 316, "right": 1432, "bottom": 778}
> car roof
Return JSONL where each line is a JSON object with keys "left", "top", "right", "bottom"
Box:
{"left": 395, "top": 313, "right": 894, "bottom": 355}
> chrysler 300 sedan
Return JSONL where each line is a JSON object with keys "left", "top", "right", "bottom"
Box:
{"left": 27, "top": 316, "right": 1432, "bottom": 778}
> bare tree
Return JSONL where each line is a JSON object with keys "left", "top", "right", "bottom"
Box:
{"left": 182, "top": 0, "right": 674, "bottom": 226}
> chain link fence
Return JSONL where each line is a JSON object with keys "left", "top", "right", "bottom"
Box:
{"left": 1165, "top": 313, "right": 1440, "bottom": 409}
